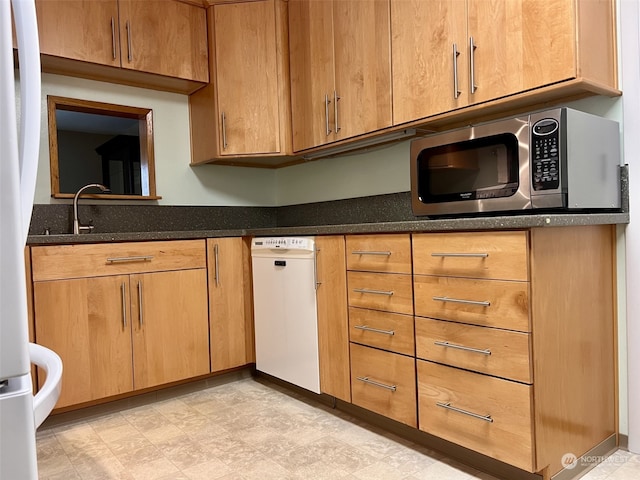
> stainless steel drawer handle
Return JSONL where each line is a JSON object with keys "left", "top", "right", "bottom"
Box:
{"left": 437, "top": 401, "right": 493, "bottom": 423}
{"left": 106, "top": 255, "right": 154, "bottom": 264}
{"left": 351, "top": 250, "right": 392, "bottom": 256}
{"left": 431, "top": 252, "right": 489, "bottom": 258}
{"left": 354, "top": 325, "right": 395, "bottom": 336}
{"left": 356, "top": 376, "right": 397, "bottom": 392}
{"left": 434, "top": 341, "right": 491, "bottom": 355}
{"left": 432, "top": 296, "right": 490, "bottom": 307}
{"left": 120, "top": 282, "right": 127, "bottom": 328}
{"left": 354, "top": 288, "right": 394, "bottom": 296}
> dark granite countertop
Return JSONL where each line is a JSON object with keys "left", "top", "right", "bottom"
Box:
{"left": 27, "top": 211, "right": 629, "bottom": 245}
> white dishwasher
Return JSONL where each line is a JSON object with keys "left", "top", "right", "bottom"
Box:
{"left": 251, "top": 237, "right": 320, "bottom": 394}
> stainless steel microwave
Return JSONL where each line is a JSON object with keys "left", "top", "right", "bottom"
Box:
{"left": 410, "top": 107, "right": 621, "bottom": 216}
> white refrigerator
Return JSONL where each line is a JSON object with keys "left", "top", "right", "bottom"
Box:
{"left": 1, "top": 1, "right": 62, "bottom": 478}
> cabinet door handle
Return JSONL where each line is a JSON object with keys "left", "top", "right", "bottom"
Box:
{"left": 334, "top": 90, "right": 341, "bottom": 133}
{"left": 452, "top": 43, "right": 461, "bottom": 99}
{"left": 356, "top": 376, "right": 397, "bottom": 392}
{"left": 121, "top": 282, "right": 127, "bottom": 328}
{"left": 353, "top": 288, "right": 394, "bottom": 296}
{"left": 430, "top": 252, "right": 488, "bottom": 258}
{"left": 111, "top": 17, "right": 117, "bottom": 60}
{"left": 434, "top": 340, "right": 491, "bottom": 355}
{"left": 106, "top": 255, "right": 154, "bottom": 263}
{"left": 214, "top": 243, "right": 220, "bottom": 287}
{"left": 324, "top": 94, "right": 332, "bottom": 136}
{"left": 469, "top": 36, "right": 477, "bottom": 94}
{"left": 313, "top": 245, "right": 320, "bottom": 290}
{"left": 437, "top": 401, "right": 493, "bottom": 423}
{"left": 137, "top": 281, "right": 143, "bottom": 327}
{"left": 354, "top": 325, "right": 395, "bottom": 336}
{"left": 126, "top": 20, "right": 132, "bottom": 62}
{"left": 351, "top": 250, "right": 391, "bottom": 256}
{"left": 432, "top": 296, "right": 490, "bottom": 307}
{"left": 221, "top": 112, "right": 228, "bottom": 150}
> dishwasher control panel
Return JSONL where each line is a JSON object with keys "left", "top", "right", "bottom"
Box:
{"left": 252, "top": 237, "right": 314, "bottom": 251}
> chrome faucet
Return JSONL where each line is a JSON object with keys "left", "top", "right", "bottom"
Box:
{"left": 73, "top": 183, "right": 110, "bottom": 234}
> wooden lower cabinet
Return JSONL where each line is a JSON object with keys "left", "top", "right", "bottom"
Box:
{"left": 351, "top": 343, "right": 417, "bottom": 428}
{"left": 32, "top": 240, "right": 210, "bottom": 409}
{"left": 417, "top": 360, "right": 534, "bottom": 471}
{"left": 207, "top": 237, "right": 254, "bottom": 372}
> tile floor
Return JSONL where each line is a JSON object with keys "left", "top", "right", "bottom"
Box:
{"left": 36, "top": 376, "right": 640, "bottom": 480}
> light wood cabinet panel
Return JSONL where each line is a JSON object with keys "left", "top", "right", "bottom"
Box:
{"left": 347, "top": 271, "right": 413, "bottom": 315}
{"left": 412, "top": 231, "right": 528, "bottom": 281}
{"left": 351, "top": 343, "right": 416, "bottom": 427}
{"left": 413, "top": 275, "right": 530, "bottom": 332}
{"left": 418, "top": 360, "right": 534, "bottom": 471}
{"left": 289, "top": 0, "right": 392, "bottom": 152}
{"left": 131, "top": 269, "right": 210, "bottom": 389}
{"left": 117, "top": 0, "right": 208, "bottom": 82}
{"left": 391, "top": 0, "right": 467, "bottom": 125}
{"left": 207, "top": 238, "right": 253, "bottom": 372}
{"left": 34, "top": 275, "right": 134, "bottom": 408}
{"left": 349, "top": 307, "right": 414, "bottom": 357}
{"left": 391, "top": 0, "right": 617, "bottom": 125}
{"left": 31, "top": 240, "right": 206, "bottom": 281}
{"left": 35, "top": 0, "right": 121, "bottom": 67}
{"left": 288, "top": 0, "right": 335, "bottom": 151}
{"left": 346, "top": 234, "right": 411, "bottom": 274}
{"left": 415, "top": 317, "right": 531, "bottom": 383}
{"left": 189, "top": 0, "right": 292, "bottom": 164}
{"left": 316, "top": 236, "right": 351, "bottom": 402}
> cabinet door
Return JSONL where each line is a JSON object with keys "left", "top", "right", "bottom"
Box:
{"left": 214, "top": 0, "right": 280, "bottom": 155}
{"left": 33, "top": 275, "right": 133, "bottom": 408}
{"left": 288, "top": 0, "right": 335, "bottom": 151}
{"left": 208, "top": 238, "right": 253, "bottom": 372}
{"left": 118, "top": 0, "right": 208, "bottom": 82}
{"left": 391, "top": 0, "right": 467, "bottom": 124}
{"left": 131, "top": 269, "right": 210, "bottom": 389}
{"left": 35, "top": 0, "right": 121, "bottom": 67}
{"left": 333, "top": 0, "right": 392, "bottom": 139}
{"left": 467, "top": 0, "right": 576, "bottom": 104}
{"left": 315, "top": 236, "right": 351, "bottom": 402}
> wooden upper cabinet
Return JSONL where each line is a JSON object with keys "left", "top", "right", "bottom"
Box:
{"left": 189, "top": 0, "right": 292, "bottom": 165}
{"left": 391, "top": 0, "right": 467, "bottom": 125}
{"left": 31, "top": 0, "right": 208, "bottom": 93}
{"left": 117, "top": 0, "right": 209, "bottom": 82}
{"left": 35, "top": 0, "right": 121, "bottom": 67}
{"left": 289, "top": 0, "right": 392, "bottom": 152}
{"left": 391, "top": 0, "right": 618, "bottom": 125}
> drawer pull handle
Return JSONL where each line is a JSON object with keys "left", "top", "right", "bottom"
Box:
{"left": 432, "top": 296, "right": 490, "bottom": 307}
{"left": 437, "top": 402, "right": 493, "bottom": 423}
{"left": 106, "top": 255, "right": 154, "bottom": 264}
{"left": 353, "top": 288, "right": 394, "bottom": 296}
{"left": 431, "top": 252, "right": 489, "bottom": 258}
{"left": 352, "top": 251, "right": 392, "bottom": 256}
{"left": 120, "top": 282, "right": 127, "bottom": 328}
{"left": 355, "top": 325, "right": 395, "bottom": 336}
{"left": 434, "top": 341, "right": 491, "bottom": 355}
{"left": 356, "top": 376, "right": 397, "bottom": 392}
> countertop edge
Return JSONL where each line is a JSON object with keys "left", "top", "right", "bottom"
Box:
{"left": 26, "top": 212, "right": 630, "bottom": 245}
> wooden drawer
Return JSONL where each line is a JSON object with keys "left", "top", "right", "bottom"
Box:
{"left": 413, "top": 275, "right": 529, "bottom": 332}
{"left": 31, "top": 240, "right": 207, "bottom": 281}
{"left": 351, "top": 343, "right": 417, "bottom": 427}
{"left": 415, "top": 318, "right": 531, "bottom": 383}
{"left": 347, "top": 271, "right": 413, "bottom": 315}
{"left": 346, "top": 234, "right": 411, "bottom": 274}
{"left": 349, "top": 307, "right": 415, "bottom": 356}
{"left": 412, "top": 231, "right": 528, "bottom": 281}
{"left": 418, "top": 360, "right": 534, "bottom": 472}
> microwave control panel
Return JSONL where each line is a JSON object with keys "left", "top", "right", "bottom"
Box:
{"left": 531, "top": 118, "right": 560, "bottom": 191}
